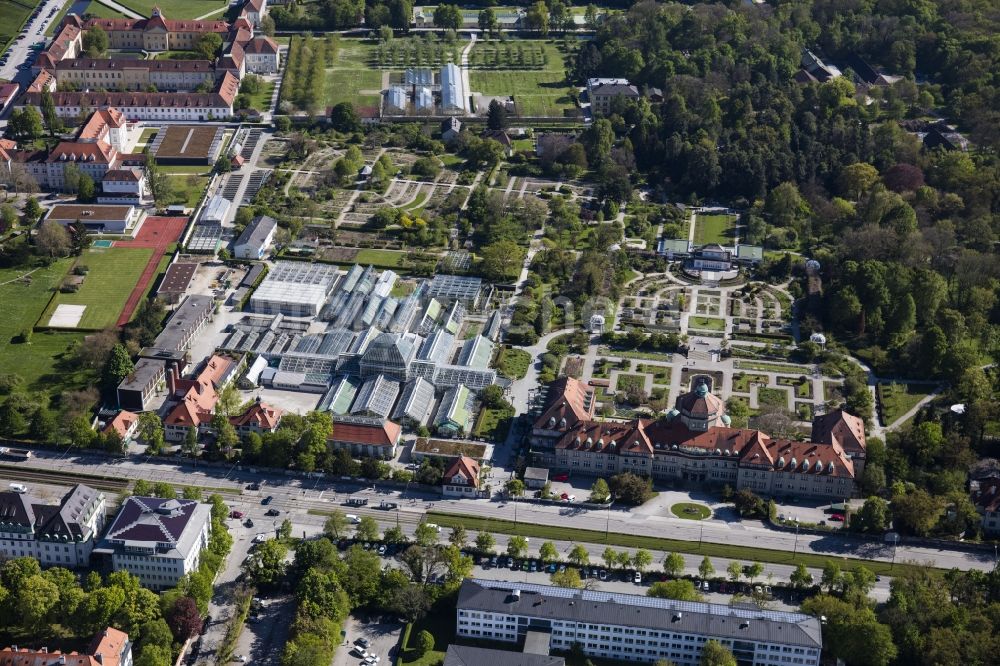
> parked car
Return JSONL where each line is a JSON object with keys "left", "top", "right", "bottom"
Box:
{"left": 829, "top": 513, "right": 845, "bottom": 522}
{"left": 702, "top": 581, "right": 710, "bottom": 592}
{"left": 265, "top": 508, "right": 280, "bottom": 516}
{"left": 229, "top": 510, "right": 244, "bottom": 519}
{"left": 599, "top": 570, "right": 608, "bottom": 581}
{"left": 261, "top": 496, "right": 273, "bottom": 505}
{"left": 244, "top": 518, "right": 254, "bottom": 528}
{"left": 552, "top": 473, "right": 569, "bottom": 482}
{"left": 355, "top": 638, "right": 371, "bottom": 649}
{"left": 634, "top": 571, "right": 642, "bottom": 584}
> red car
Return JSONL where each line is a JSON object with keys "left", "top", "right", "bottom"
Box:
{"left": 552, "top": 473, "right": 569, "bottom": 482}
{"left": 230, "top": 510, "right": 244, "bottom": 519}
{"left": 829, "top": 513, "right": 845, "bottom": 522}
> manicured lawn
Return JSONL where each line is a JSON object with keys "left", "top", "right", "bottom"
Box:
{"left": 615, "top": 373, "right": 645, "bottom": 392}
{"left": 398, "top": 594, "right": 456, "bottom": 665}
{"left": 115, "top": 0, "right": 228, "bottom": 18}
{"left": 777, "top": 375, "right": 813, "bottom": 399}
{"left": 496, "top": 347, "right": 530, "bottom": 379}
{"left": 671, "top": 503, "right": 712, "bottom": 520}
{"left": 353, "top": 248, "right": 409, "bottom": 268}
{"left": 325, "top": 68, "right": 382, "bottom": 108}
{"left": 879, "top": 383, "right": 933, "bottom": 425}
{"left": 41, "top": 247, "right": 153, "bottom": 330}
{"left": 165, "top": 174, "right": 210, "bottom": 208}
{"left": 1, "top": 0, "right": 41, "bottom": 50}
{"left": 81, "top": 2, "right": 130, "bottom": 19}
{"left": 239, "top": 79, "right": 275, "bottom": 113}
{"left": 469, "top": 70, "right": 575, "bottom": 117}
{"left": 135, "top": 128, "right": 158, "bottom": 148}
{"left": 693, "top": 213, "right": 738, "bottom": 245}
{"left": 636, "top": 363, "right": 670, "bottom": 383}
{"left": 688, "top": 316, "right": 725, "bottom": 331}
{"left": 162, "top": 165, "right": 211, "bottom": 175}
{"left": 473, "top": 406, "right": 515, "bottom": 442}
{"left": 0, "top": 258, "right": 92, "bottom": 400}
{"left": 732, "top": 372, "right": 768, "bottom": 393}
{"left": 757, "top": 387, "right": 789, "bottom": 409}
{"left": 426, "top": 512, "right": 933, "bottom": 577}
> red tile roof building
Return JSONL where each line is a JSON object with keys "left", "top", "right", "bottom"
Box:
{"left": 972, "top": 476, "right": 1000, "bottom": 535}
{"left": 0, "top": 627, "right": 131, "bottom": 666}
{"left": 538, "top": 380, "right": 858, "bottom": 501}
{"left": 101, "top": 410, "right": 139, "bottom": 441}
{"left": 163, "top": 354, "right": 237, "bottom": 440}
{"left": 328, "top": 415, "right": 402, "bottom": 460}
{"left": 443, "top": 455, "right": 482, "bottom": 497}
{"left": 529, "top": 377, "right": 596, "bottom": 457}
{"left": 230, "top": 399, "right": 283, "bottom": 435}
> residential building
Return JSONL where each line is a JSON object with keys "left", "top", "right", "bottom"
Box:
{"left": 535, "top": 381, "right": 857, "bottom": 501}
{"left": 481, "top": 129, "right": 513, "bottom": 156}
{"left": 327, "top": 415, "right": 402, "bottom": 459}
{"left": 442, "top": 455, "right": 481, "bottom": 497}
{"left": 243, "top": 35, "right": 280, "bottom": 73}
{"left": 440, "top": 63, "right": 469, "bottom": 114}
{"left": 811, "top": 408, "right": 867, "bottom": 475}
{"left": 241, "top": 0, "right": 268, "bottom": 28}
{"left": 441, "top": 117, "right": 462, "bottom": 142}
{"left": 19, "top": 72, "right": 240, "bottom": 121}
{"left": 82, "top": 8, "right": 231, "bottom": 52}
{"left": 797, "top": 49, "right": 842, "bottom": 83}
{"left": 228, "top": 398, "right": 282, "bottom": 436}
{"left": 843, "top": 54, "right": 901, "bottom": 87}
{"left": 528, "top": 376, "right": 597, "bottom": 457}
{"left": 0, "top": 484, "right": 106, "bottom": 568}
{"left": 101, "top": 410, "right": 139, "bottom": 443}
{"left": 587, "top": 79, "right": 640, "bottom": 115}
{"left": 456, "top": 579, "right": 822, "bottom": 665}
{"left": 163, "top": 354, "right": 238, "bottom": 440}
{"left": 97, "top": 496, "right": 212, "bottom": 590}
{"left": 435, "top": 384, "right": 475, "bottom": 437}
{"left": 972, "top": 476, "right": 1000, "bottom": 536}
{"left": 0, "top": 627, "right": 132, "bottom": 666}
{"left": 233, "top": 214, "right": 278, "bottom": 259}
{"left": 53, "top": 57, "right": 217, "bottom": 92}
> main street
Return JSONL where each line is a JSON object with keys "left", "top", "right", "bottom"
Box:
{"left": 10, "top": 450, "right": 996, "bottom": 578}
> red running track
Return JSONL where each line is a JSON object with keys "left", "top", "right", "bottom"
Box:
{"left": 114, "top": 216, "right": 188, "bottom": 327}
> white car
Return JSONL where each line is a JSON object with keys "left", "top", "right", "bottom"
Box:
{"left": 233, "top": 656, "right": 247, "bottom": 663}
{"left": 425, "top": 523, "right": 441, "bottom": 532}
{"left": 346, "top": 514, "right": 362, "bottom": 524}
{"left": 363, "top": 656, "right": 380, "bottom": 665}
{"left": 350, "top": 648, "right": 368, "bottom": 659}
{"left": 8, "top": 483, "right": 27, "bottom": 494}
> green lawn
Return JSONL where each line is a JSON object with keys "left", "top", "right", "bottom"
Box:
{"left": 777, "top": 375, "right": 813, "bottom": 399}
{"left": 1, "top": 0, "right": 41, "bottom": 51}
{"left": 427, "top": 511, "right": 932, "bottom": 577}
{"left": 732, "top": 372, "right": 768, "bottom": 393}
{"left": 80, "top": 2, "right": 129, "bottom": 19}
{"left": 162, "top": 165, "right": 211, "bottom": 175}
{"left": 354, "top": 248, "right": 408, "bottom": 268}
{"left": 115, "top": 0, "right": 228, "bottom": 18}
{"left": 879, "top": 383, "right": 933, "bottom": 425}
{"left": 615, "top": 373, "right": 645, "bottom": 392}
{"left": 0, "top": 258, "right": 93, "bottom": 400}
{"left": 735, "top": 360, "right": 810, "bottom": 374}
{"left": 496, "top": 347, "right": 530, "bottom": 379}
{"left": 671, "top": 503, "right": 712, "bottom": 520}
{"left": 688, "top": 316, "right": 725, "bottom": 331}
{"left": 165, "top": 174, "right": 210, "bottom": 208}
{"left": 470, "top": 70, "right": 574, "bottom": 117}
{"left": 757, "top": 387, "right": 789, "bottom": 409}
{"left": 239, "top": 79, "right": 275, "bottom": 113}
{"left": 694, "top": 213, "right": 738, "bottom": 246}
{"left": 41, "top": 247, "right": 153, "bottom": 330}
{"left": 636, "top": 363, "right": 670, "bottom": 383}
{"left": 473, "top": 406, "right": 514, "bottom": 442}
{"left": 325, "top": 68, "right": 382, "bottom": 108}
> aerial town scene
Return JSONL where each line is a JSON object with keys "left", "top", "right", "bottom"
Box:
{"left": 0, "top": 0, "right": 998, "bottom": 664}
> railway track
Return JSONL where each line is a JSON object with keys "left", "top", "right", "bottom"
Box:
{"left": 0, "top": 464, "right": 130, "bottom": 493}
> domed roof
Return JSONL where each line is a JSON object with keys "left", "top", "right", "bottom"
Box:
{"left": 675, "top": 381, "right": 725, "bottom": 421}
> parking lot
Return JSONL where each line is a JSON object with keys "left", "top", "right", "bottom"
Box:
{"left": 334, "top": 615, "right": 403, "bottom": 666}
{"left": 233, "top": 594, "right": 296, "bottom": 666}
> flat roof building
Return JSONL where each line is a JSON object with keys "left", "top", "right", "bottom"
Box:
{"left": 44, "top": 204, "right": 142, "bottom": 235}
{"left": 457, "top": 579, "right": 822, "bottom": 665}
{"left": 426, "top": 273, "right": 490, "bottom": 309}
{"left": 248, "top": 261, "right": 340, "bottom": 317}
{"left": 157, "top": 261, "right": 197, "bottom": 304}
{"left": 444, "top": 645, "right": 565, "bottom": 666}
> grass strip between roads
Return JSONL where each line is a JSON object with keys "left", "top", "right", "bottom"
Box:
{"left": 427, "top": 511, "right": 931, "bottom": 577}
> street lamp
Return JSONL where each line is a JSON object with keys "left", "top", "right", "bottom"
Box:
{"left": 792, "top": 517, "right": 800, "bottom": 559}
{"left": 605, "top": 494, "right": 614, "bottom": 543}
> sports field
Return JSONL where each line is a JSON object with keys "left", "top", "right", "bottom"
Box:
{"left": 41, "top": 247, "right": 153, "bottom": 330}
{"left": 0, "top": 257, "right": 90, "bottom": 398}
{"left": 693, "top": 213, "right": 738, "bottom": 245}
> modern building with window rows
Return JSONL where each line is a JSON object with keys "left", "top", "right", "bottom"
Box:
{"left": 457, "top": 579, "right": 822, "bottom": 666}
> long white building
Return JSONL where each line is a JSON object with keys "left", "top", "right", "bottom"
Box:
{"left": 456, "top": 580, "right": 822, "bottom": 666}
{"left": 0, "top": 484, "right": 106, "bottom": 568}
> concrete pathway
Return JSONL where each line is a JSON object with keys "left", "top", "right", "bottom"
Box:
{"left": 459, "top": 33, "right": 476, "bottom": 104}
{"left": 194, "top": 5, "right": 228, "bottom": 20}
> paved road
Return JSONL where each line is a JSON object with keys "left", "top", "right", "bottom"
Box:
{"left": 9, "top": 452, "right": 996, "bottom": 579}
{"left": 0, "top": 0, "right": 67, "bottom": 84}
